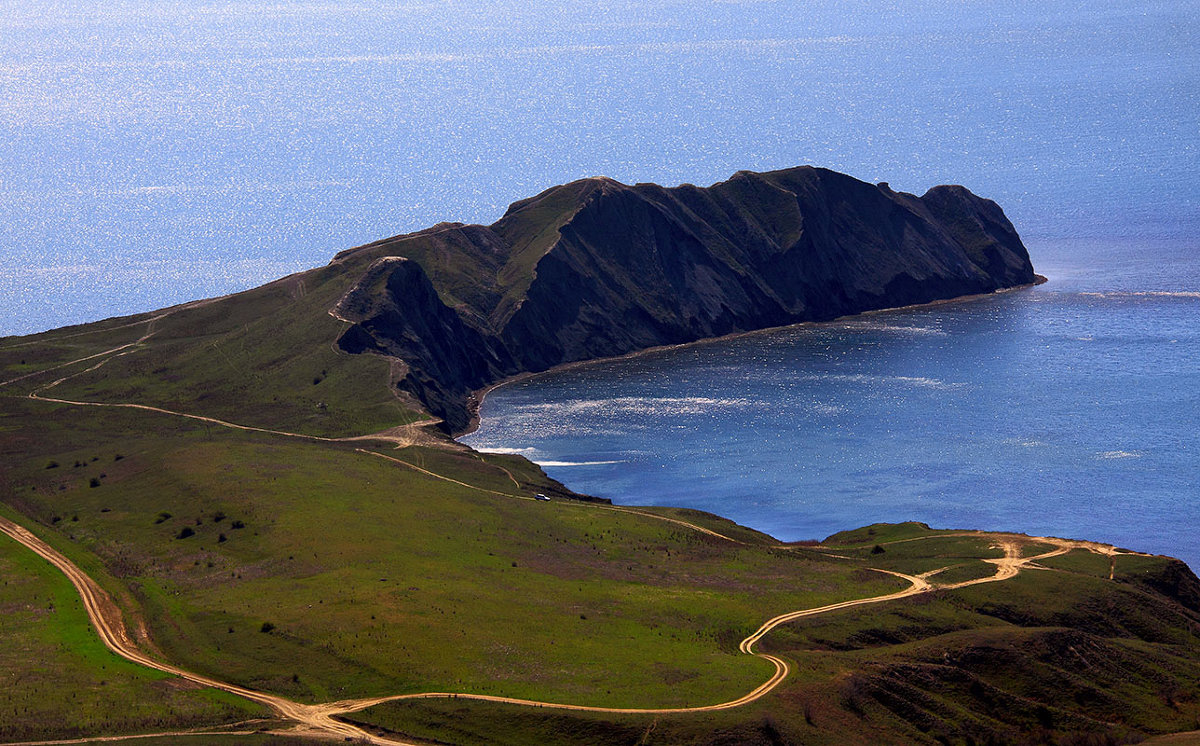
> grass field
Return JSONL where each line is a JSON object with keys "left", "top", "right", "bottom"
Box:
{"left": 0, "top": 521, "right": 267, "bottom": 741}
{"left": 0, "top": 393, "right": 906, "bottom": 711}
{"left": 3, "top": 274, "right": 1200, "bottom": 744}
{"left": 351, "top": 557, "right": 1200, "bottom": 745}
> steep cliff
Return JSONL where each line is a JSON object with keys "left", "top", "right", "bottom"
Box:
{"left": 332, "top": 166, "right": 1036, "bottom": 432}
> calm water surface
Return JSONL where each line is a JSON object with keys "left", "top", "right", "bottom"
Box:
{"left": 2, "top": 0, "right": 1196, "bottom": 335}
{"left": 464, "top": 237, "right": 1200, "bottom": 567}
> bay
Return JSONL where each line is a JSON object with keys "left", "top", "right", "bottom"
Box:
{"left": 463, "top": 237, "right": 1200, "bottom": 568}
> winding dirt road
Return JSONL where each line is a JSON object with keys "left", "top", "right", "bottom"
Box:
{"left": 0, "top": 313, "right": 1148, "bottom": 744}
{"left": 0, "top": 515, "right": 400, "bottom": 745}
{"left": 0, "top": 506, "right": 1127, "bottom": 746}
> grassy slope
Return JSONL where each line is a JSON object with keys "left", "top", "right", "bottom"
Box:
{"left": 353, "top": 539, "right": 1200, "bottom": 746}
{"left": 2, "top": 268, "right": 1199, "bottom": 744}
{"left": 0, "top": 394, "right": 906, "bottom": 713}
{"left": 7, "top": 264, "right": 425, "bottom": 439}
{"left": 0, "top": 506, "right": 267, "bottom": 742}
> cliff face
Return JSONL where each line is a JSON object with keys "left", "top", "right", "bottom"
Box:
{"left": 331, "top": 166, "right": 1036, "bottom": 432}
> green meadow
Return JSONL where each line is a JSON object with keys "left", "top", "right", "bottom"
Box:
{"left": 2, "top": 278, "right": 1199, "bottom": 745}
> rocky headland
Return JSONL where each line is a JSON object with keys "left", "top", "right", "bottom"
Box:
{"left": 329, "top": 166, "right": 1036, "bottom": 432}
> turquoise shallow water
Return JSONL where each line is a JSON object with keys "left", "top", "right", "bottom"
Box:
{"left": 463, "top": 237, "right": 1200, "bottom": 568}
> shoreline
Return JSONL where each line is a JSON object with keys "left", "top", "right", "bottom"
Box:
{"left": 457, "top": 275, "right": 1049, "bottom": 439}
{"left": 452, "top": 263, "right": 1195, "bottom": 569}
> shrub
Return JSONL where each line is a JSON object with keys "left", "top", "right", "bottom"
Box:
{"left": 231, "top": 520, "right": 245, "bottom": 529}
{"left": 871, "top": 544, "right": 886, "bottom": 554}
{"left": 154, "top": 512, "right": 172, "bottom": 524}
{"left": 260, "top": 622, "right": 276, "bottom": 633}
{"left": 45, "top": 460, "right": 59, "bottom": 469}
{"left": 218, "top": 533, "right": 227, "bottom": 543}
{"left": 88, "top": 477, "right": 101, "bottom": 488}
{"left": 176, "top": 526, "right": 195, "bottom": 539}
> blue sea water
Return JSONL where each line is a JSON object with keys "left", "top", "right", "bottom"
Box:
{"left": 464, "top": 236, "right": 1200, "bottom": 567}
{"left": 1, "top": 0, "right": 1196, "bottom": 335}
{"left": 2, "top": 3, "right": 1197, "bottom": 562}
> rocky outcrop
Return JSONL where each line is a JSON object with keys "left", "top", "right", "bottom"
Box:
{"left": 332, "top": 257, "right": 511, "bottom": 432}
{"left": 332, "top": 166, "right": 1036, "bottom": 432}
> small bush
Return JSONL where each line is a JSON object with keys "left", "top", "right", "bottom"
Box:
{"left": 154, "top": 512, "right": 172, "bottom": 524}
{"left": 260, "top": 622, "right": 276, "bottom": 633}
{"left": 230, "top": 520, "right": 245, "bottom": 529}
{"left": 218, "top": 533, "right": 227, "bottom": 543}
{"left": 871, "top": 544, "right": 886, "bottom": 554}
{"left": 212, "top": 511, "right": 226, "bottom": 523}
{"left": 88, "top": 477, "right": 101, "bottom": 488}
{"left": 114, "top": 454, "right": 124, "bottom": 461}
{"left": 45, "top": 460, "right": 59, "bottom": 469}
{"left": 176, "top": 526, "right": 195, "bottom": 539}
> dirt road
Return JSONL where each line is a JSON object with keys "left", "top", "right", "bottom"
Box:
{"left": 0, "top": 515, "right": 405, "bottom": 745}
{"left": 0, "top": 315, "right": 1147, "bottom": 743}
{"left": 0, "top": 505, "right": 1137, "bottom": 744}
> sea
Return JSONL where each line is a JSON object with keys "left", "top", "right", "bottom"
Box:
{"left": 463, "top": 236, "right": 1200, "bottom": 567}
{"left": 2, "top": 2, "right": 1196, "bottom": 563}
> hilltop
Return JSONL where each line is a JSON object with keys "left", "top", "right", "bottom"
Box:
{"left": 1, "top": 168, "right": 1196, "bottom": 746}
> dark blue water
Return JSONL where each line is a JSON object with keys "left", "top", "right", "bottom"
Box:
{"left": 464, "top": 237, "right": 1200, "bottom": 567}
{"left": 2, "top": 0, "right": 1196, "bottom": 335}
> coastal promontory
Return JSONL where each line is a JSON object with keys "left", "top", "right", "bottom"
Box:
{"left": 331, "top": 166, "right": 1035, "bottom": 431}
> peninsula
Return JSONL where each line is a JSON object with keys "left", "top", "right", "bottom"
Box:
{"left": 0, "top": 167, "right": 1196, "bottom": 746}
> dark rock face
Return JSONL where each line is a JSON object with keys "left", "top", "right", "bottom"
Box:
{"left": 331, "top": 166, "right": 1036, "bottom": 432}
{"left": 332, "top": 257, "right": 510, "bottom": 432}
